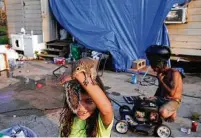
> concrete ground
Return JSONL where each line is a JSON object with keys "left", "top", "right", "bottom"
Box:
{"left": 0, "top": 61, "right": 201, "bottom": 137}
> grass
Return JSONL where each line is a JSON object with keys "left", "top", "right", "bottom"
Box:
{"left": 191, "top": 112, "right": 200, "bottom": 121}
{"left": 0, "top": 35, "right": 8, "bottom": 44}
{"left": 0, "top": 26, "right": 9, "bottom": 44}
{"left": 0, "top": 26, "right": 7, "bottom": 32}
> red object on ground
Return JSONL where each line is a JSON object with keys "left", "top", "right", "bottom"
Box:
{"left": 36, "top": 83, "right": 43, "bottom": 88}
{"left": 54, "top": 57, "right": 66, "bottom": 65}
{"left": 191, "top": 121, "right": 198, "bottom": 132}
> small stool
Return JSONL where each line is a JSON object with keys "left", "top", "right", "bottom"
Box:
{"left": 96, "top": 53, "right": 109, "bottom": 77}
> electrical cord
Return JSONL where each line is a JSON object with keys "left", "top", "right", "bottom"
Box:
{"left": 182, "top": 94, "right": 201, "bottom": 99}
{"left": 109, "top": 97, "right": 122, "bottom": 120}
{"left": 109, "top": 97, "right": 122, "bottom": 107}
{"left": 140, "top": 76, "right": 158, "bottom": 86}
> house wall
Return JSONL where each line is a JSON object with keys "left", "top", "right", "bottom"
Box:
{"left": 167, "top": 0, "right": 201, "bottom": 56}
{"left": 41, "top": 0, "right": 57, "bottom": 42}
{"left": 5, "top": 0, "right": 42, "bottom": 36}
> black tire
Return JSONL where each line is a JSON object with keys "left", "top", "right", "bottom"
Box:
{"left": 115, "top": 120, "right": 129, "bottom": 134}
{"left": 155, "top": 124, "right": 171, "bottom": 138}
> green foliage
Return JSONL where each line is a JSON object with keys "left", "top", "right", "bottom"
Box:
{"left": 191, "top": 112, "right": 200, "bottom": 121}
{"left": 0, "top": 26, "right": 8, "bottom": 44}
{"left": 0, "top": 26, "right": 6, "bottom": 32}
{"left": 0, "top": 35, "right": 8, "bottom": 44}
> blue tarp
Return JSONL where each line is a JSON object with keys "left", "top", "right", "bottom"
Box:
{"left": 50, "top": 0, "right": 188, "bottom": 71}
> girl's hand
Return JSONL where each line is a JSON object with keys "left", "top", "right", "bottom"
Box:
{"left": 75, "top": 72, "right": 114, "bottom": 126}
{"left": 57, "top": 73, "right": 72, "bottom": 85}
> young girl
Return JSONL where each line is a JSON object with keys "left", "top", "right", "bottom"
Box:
{"left": 59, "top": 72, "right": 114, "bottom": 137}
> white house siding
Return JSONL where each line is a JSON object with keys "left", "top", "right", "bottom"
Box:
{"left": 5, "top": 0, "right": 42, "bottom": 36}
{"left": 41, "top": 0, "right": 57, "bottom": 42}
{"left": 167, "top": 0, "right": 201, "bottom": 56}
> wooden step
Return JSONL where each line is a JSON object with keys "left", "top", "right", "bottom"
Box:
{"left": 46, "top": 41, "right": 71, "bottom": 47}
{"left": 44, "top": 49, "right": 62, "bottom": 52}
{"left": 46, "top": 39, "right": 72, "bottom": 44}
{"left": 38, "top": 54, "right": 59, "bottom": 58}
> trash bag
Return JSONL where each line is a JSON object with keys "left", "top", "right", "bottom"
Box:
{"left": 0, "top": 125, "right": 37, "bottom": 138}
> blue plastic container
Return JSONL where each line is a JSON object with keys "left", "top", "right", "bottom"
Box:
{"left": 131, "top": 74, "right": 137, "bottom": 84}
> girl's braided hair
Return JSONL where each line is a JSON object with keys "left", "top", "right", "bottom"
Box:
{"left": 60, "top": 76, "right": 106, "bottom": 137}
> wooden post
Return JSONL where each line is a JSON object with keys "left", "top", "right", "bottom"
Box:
{"left": 0, "top": 53, "right": 10, "bottom": 78}
{"left": 4, "top": 53, "right": 9, "bottom": 77}
{"left": 3, "top": 0, "right": 9, "bottom": 39}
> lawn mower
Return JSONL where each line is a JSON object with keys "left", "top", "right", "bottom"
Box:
{"left": 115, "top": 96, "right": 171, "bottom": 138}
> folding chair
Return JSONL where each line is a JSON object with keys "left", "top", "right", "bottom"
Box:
{"left": 96, "top": 53, "right": 109, "bottom": 77}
